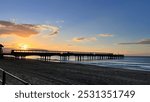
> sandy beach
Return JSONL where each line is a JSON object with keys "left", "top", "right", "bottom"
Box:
{"left": 0, "top": 57, "right": 150, "bottom": 85}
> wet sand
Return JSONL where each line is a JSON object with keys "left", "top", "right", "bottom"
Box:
{"left": 0, "top": 58, "right": 150, "bottom": 85}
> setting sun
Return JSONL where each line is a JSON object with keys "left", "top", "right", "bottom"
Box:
{"left": 19, "top": 44, "right": 29, "bottom": 50}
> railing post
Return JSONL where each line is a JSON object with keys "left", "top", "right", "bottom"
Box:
{"left": 2, "top": 71, "right": 6, "bottom": 85}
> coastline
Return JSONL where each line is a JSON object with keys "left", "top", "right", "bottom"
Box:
{"left": 0, "top": 57, "right": 150, "bottom": 85}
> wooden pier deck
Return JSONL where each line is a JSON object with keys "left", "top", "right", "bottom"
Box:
{"left": 9, "top": 50, "right": 124, "bottom": 61}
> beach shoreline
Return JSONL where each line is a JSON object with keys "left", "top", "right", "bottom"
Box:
{"left": 0, "top": 57, "right": 150, "bottom": 85}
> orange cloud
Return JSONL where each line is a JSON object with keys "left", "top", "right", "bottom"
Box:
{"left": 72, "top": 37, "right": 97, "bottom": 42}
{"left": 98, "top": 34, "right": 113, "bottom": 37}
{"left": 0, "top": 20, "right": 59, "bottom": 37}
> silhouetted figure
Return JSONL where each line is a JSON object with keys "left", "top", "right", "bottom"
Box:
{"left": 0, "top": 44, "right": 4, "bottom": 59}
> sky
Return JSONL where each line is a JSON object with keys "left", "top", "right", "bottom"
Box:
{"left": 0, "top": 0, "right": 150, "bottom": 56}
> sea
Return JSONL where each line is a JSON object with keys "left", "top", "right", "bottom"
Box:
{"left": 27, "top": 56, "right": 150, "bottom": 72}
{"left": 79, "top": 56, "right": 150, "bottom": 72}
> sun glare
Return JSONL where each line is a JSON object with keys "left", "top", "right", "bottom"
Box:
{"left": 19, "top": 44, "right": 29, "bottom": 50}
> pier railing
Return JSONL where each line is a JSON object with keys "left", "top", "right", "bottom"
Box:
{"left": 12, "top": 50, "right": 114, "bottom": 55}
{"left": 0, "top": 68, "right": 30, "bottom": 85}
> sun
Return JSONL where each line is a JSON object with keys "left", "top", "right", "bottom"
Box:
{"left": 19, "top": 44, "right": 29, "bottom": 50}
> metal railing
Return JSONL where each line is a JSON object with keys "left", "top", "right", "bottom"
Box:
{"left": 0, "top": 68, "right": 30, "bottom": 85}
{"left": 11, "top": 50, "right": 114, "bottom": 55}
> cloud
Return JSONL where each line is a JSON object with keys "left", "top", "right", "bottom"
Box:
{"left": 33, "top": 25, "right": 59, "bottom": 36}
{"left": 72, "top": 37, "right": 97, "bottom": 42}
{"left": 0, "top": 20, "right": 59, "bottom": 37}
{"left": 119, "top": 39, "right": 150, "bottom": 45}
{"left": 98, "top": 34, "right": 113, "bottom": 37}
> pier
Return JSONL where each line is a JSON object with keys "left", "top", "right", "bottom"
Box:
{"left": 10, "top": 50, "right": 124, "bottom": 61}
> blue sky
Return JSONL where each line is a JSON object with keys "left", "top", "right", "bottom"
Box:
{"left": 0, "top": 0, "right": 150, "bottom": 55}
